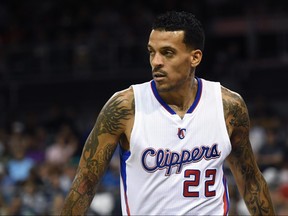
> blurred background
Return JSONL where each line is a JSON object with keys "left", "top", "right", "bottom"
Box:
{"left": 0, "top": 0, "right": 288, "bottom": 215}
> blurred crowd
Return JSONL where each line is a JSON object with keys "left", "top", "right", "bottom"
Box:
{"left": 0, "top": 0, "right": 288, "bottom": 215}
{"left": 0, "top": 104, "right": 122, "bottom": 215}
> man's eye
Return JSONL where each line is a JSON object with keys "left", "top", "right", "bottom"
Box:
{"left": 148, "top": 50, "right": 155, "bottom": 56}
{"left": 164, "top": 51, "right": 174, "bottom": 57}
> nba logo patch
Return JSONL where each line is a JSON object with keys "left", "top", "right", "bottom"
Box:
{"left": 177, "top": 128, "right": 186, "bottom": 139}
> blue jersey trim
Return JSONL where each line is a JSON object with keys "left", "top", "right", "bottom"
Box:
{"left": 119, "top": 147, "right": 131, "bottom": 193}
{"left": 187, "top": 77, "right": 202, "bottom": 113}
{"left": 151, "top": 80, "right": 176, "bottom": 114}
{"left": 222, "top": 170, "right": 230, "bottom": 215}
{"left": 151, "top": 77, "right": 202, "bottom": 115}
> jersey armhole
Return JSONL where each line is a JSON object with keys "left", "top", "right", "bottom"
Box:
{"left": 217, "top": 85, "right": 232, "bottom": 153}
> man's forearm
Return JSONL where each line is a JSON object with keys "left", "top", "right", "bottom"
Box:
{"left": 243, "top": 173, "right": 275, "bottom": 215}
{"left": 61, "top": 190, "right": 92, "bottom": 215}
{"left": 61, "top": 170, "right": 98, "bottom": 216}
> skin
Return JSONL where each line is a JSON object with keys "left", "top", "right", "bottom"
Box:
{"left": 61, "top": 30, "right": 275, "bottom": 215}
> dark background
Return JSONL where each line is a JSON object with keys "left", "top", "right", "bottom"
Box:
{"left": 1, "top": 0, "right": 288, "bottom": 121}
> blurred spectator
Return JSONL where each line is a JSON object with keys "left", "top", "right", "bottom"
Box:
{"left": 6, "top": 140, "right": 35, "bottom": 184}
{"left": 0, "top": 193, "right": 9, "bottom": 215}
{"left": 249, "top": 118, "right": 266, "bottom": 154}
{"left": 20, "top": 179, "right": 47, "bottom": 215}
{"left": 7, "top": 122, "right": 35, "bottom": 184}
{"left": 25, "top": 126, "right": 50, "bottom": 163}
{"left": 43, "top": 165, "right": 67, "bottom": 211}
{"left": 257, "top": 127, "right": 285, "bottom": 171}
{"left": 7, "top": 195, "right": 22, "bottom": 216}
{"left": 275, "top": 154, "right": 288, "bottom": 214}
{"left": 0, "top": 162, "right": 15, "bottom": 205}
{"left": 45, "top": 124, "right": 78, "bottom": 165}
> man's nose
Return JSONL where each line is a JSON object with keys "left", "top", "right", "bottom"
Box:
{"left": 151, "top": 53, "right": 163, "bottom": 67}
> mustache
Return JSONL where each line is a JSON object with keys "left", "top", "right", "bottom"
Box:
{"left": 152, "top": 66, "right": 166, "bottom": 74}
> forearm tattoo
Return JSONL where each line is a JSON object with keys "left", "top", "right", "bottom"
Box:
{"left": 61, "top": 93, "right": 134, "bottom": 215}
{"left": 223, "top": 89, "right": 275, "bottom": 215}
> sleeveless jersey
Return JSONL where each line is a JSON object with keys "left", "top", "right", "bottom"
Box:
{"left": 119, "top": 78, "right": 232, "bottom": 215}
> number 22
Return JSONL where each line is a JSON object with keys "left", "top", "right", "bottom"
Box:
{"left": 183, "top": 169, "right": 216, "bottom": 197}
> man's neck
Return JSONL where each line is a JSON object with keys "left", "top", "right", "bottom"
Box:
{"left": 160, "top": 77, "right": 198, "bottom": 116}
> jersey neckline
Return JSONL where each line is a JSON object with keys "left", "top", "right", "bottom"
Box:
{"left": 150, "top": 77, "right": 202, "bottom": 115}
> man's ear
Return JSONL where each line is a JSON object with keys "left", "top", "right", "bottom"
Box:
{"left": 190, "top": 49, "right": 202, "bottom": 67}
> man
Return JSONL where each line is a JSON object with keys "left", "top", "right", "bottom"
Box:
{"left": 61, "top": 11, "right": 275, "bottom": 215}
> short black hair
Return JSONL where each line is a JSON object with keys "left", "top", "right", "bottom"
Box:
{"left": 152, "top": 11, "right": 205, "bottom": 51}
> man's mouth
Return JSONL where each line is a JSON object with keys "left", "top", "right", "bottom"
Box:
{"left": 153, "top": 72, "right": 166, "bottom": 78}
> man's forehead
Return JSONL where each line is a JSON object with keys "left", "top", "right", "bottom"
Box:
{"left": 150, "top": 29, "right": 184, "bottom": 38}
{"left": 148, "top": 30, "right": 185, "bottom": 47}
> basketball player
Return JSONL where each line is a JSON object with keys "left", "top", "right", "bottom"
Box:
{"left": 61, "top": 11, "right": 275, "bottom": 215}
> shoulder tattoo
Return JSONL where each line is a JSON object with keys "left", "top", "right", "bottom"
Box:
{"left": 96, "top": 93, "right": 134, "bottom": 136}
{"left": 83, "top": 92, "right": 134, "bottom": 166}
{"left": 222, "top": 87, "right": 250, "bottom": 134}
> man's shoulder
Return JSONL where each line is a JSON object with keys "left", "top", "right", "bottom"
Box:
{"left": 109, "top": 80, "right": 152, "bottom": 109}
{"left": 220, "top": 85, "right": 250, "bottom": 136}
{"left": 111, "top": 86, "right": 135, "bottom": 104}
{"left": 221, "top": 85, "right": 244, "bottom": 106}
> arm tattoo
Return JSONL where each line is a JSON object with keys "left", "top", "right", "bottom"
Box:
{"left": 222, "top": 91, "right": 249, "bottom": 135}
{"left": 97, "top": 95, "right": 133, "bottom": 136}
{"left": 84, "top": 93, "right": 133, "bottom": 172}
{"left": 223, "top": 88, "right": 275, "bottom": 215}
{"left": 62, "top": 143, "right": 117, "bottom": 215}
{"left": 61, "top": 92, "right": 134, "bottom": 215}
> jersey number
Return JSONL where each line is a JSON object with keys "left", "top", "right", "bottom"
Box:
{"left": 183, "top": 169, "right": 216, "bottom": 197}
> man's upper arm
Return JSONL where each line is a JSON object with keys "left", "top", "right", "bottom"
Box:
{"left": 79, "top": 87, "right": 134, "bottom": 177}
{"left": 222, "top": 86, "right": 258, "bottom": 188}
{"left": 61, "top": 87, "right": 134, "bottom": 215}
{"left": 222, "top": 87, "right": 275, "bottom": 215}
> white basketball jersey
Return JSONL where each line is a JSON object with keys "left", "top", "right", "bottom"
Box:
{"left": 119, "top": 78, "right": 231, "bottom": 215}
